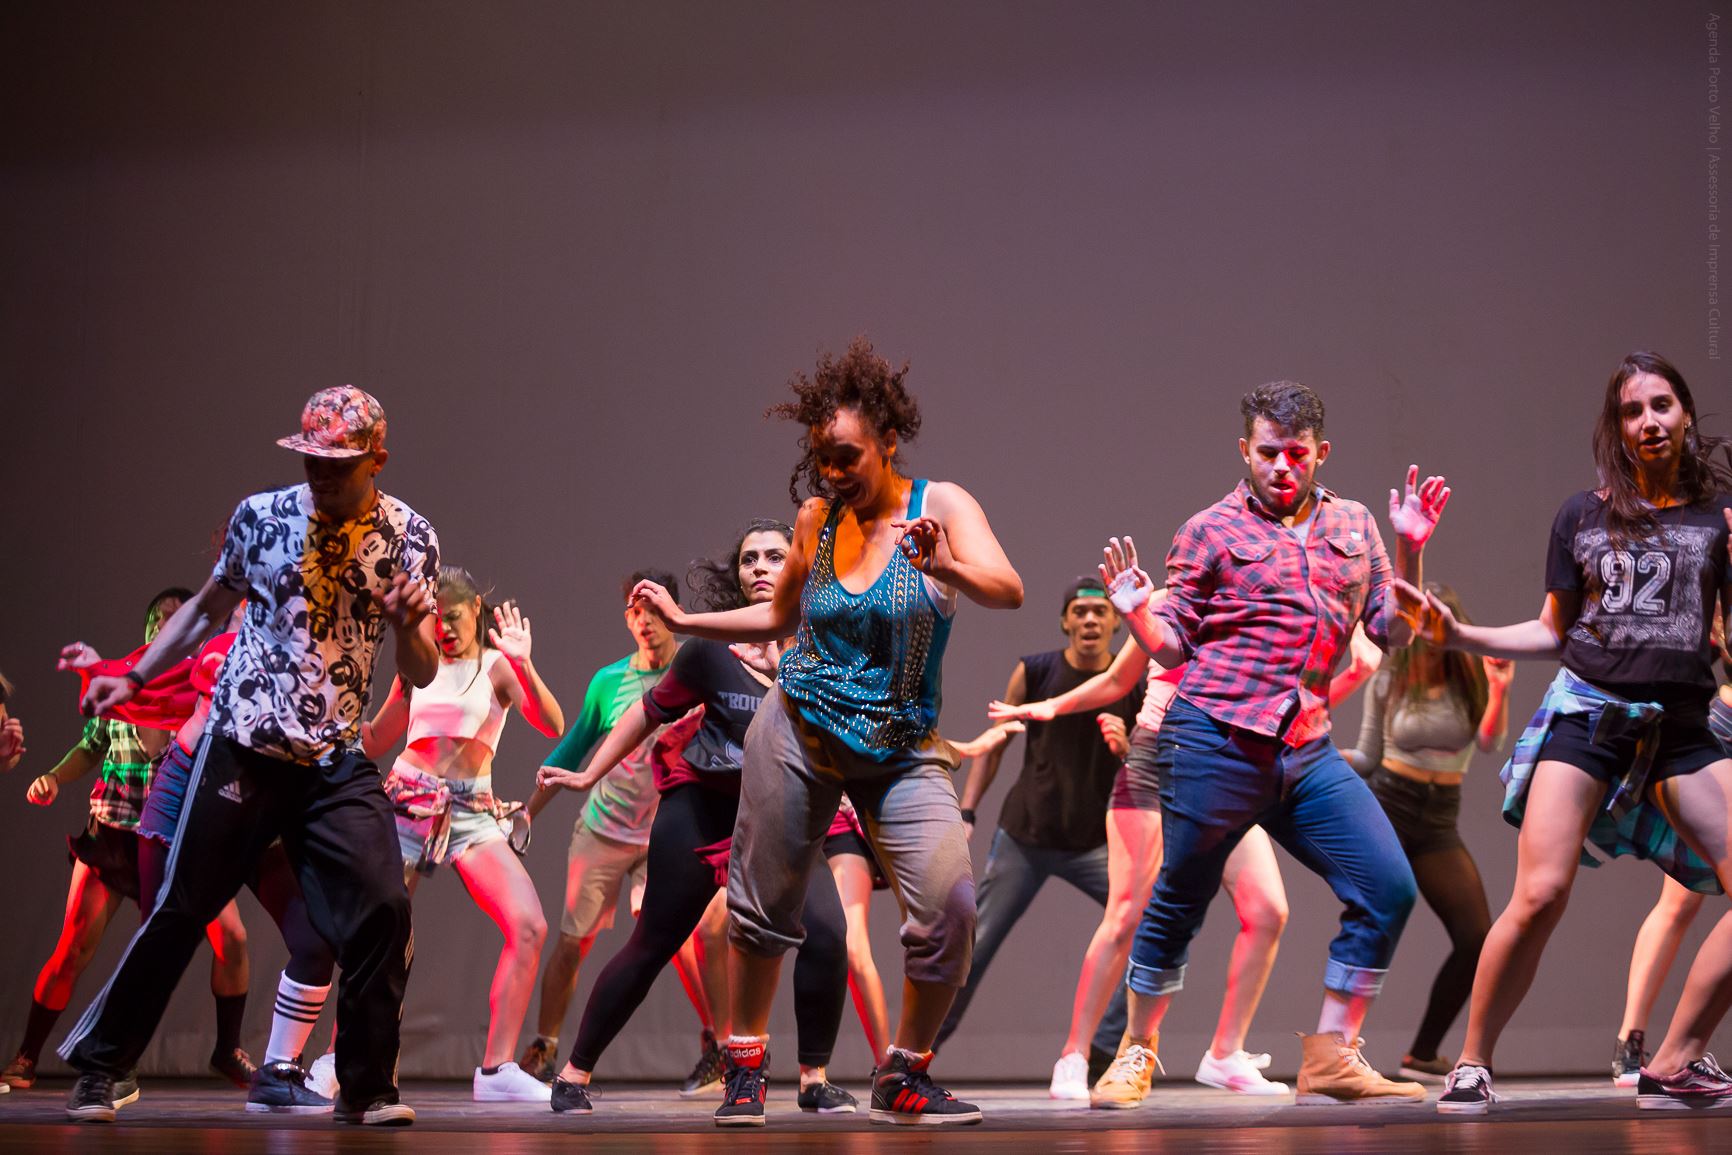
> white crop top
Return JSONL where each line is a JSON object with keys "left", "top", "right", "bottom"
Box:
{"left": 405, "top": 650, "right": 510, "bottom": 753}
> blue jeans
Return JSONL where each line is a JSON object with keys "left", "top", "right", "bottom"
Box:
{"left": 1126, "top": 698, "right": 1416, "bottom": 999}
{"left": 935, "top": 828, "right": 1125, "bottom": 1055}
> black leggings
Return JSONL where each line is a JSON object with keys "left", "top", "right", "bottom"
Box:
{"left": 1405, "top": 844, "right": 1492, "bottom": 1060}
{"left": 571, "top": 783, "right": 848, "bottom": 1071}
{"left": 138, "top": 834, "right": 337, "bottom": 987}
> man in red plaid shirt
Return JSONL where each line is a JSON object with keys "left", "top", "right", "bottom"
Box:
{"left": 1085, "top": 380, "right": 1450, "bottom": 1110}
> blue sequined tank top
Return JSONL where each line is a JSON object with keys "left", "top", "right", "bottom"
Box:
{"left": 778, "top": 479, "right": 955, "bottom": 758}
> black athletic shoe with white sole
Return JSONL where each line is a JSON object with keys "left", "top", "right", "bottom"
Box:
{"left": 870, "top": 1051, "right": 982, "bottom": 1125}
{"left": 1436, "top": 1063, "right": 1497, "bottom": 1115}
{"left": 246, "top": 1061, "right": 333, "bottom": 1114}
{"left": 550, "top": 1076, "right": 594, "bottom": 1114}
{"left": 797, "top": 1080, "right": 858, "bottom": 1113}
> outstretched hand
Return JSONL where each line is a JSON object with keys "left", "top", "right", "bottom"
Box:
{"left": 1099, "top": 536, "right": 1154, "bottom": 614}
{"left": 988, "top": 698, "right": 1056, "bottom": 723}
{"left": 1392, "top": 578, "right": 1459, "bottom": 646}
{"left": 489, "top": 601, "right": 533, "bottom": 663}
{"left": 1387, "top": 465, "right": 1451, "bottom": 551}
{"left": 730, "top": 641, "right": 781, "bottom": 677}
{"left": 80, "top": 675, "right": 136, "bottom": 718}
{"left": 538, "top": 764, "right": 604, "bottom": 793}
{"left": 948, "top": 721, "right": 1026, "bottom": 758}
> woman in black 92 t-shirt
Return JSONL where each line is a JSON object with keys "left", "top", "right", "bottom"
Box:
{"left": 1399, "top": 351, "right": 1732, "bottom": 1114}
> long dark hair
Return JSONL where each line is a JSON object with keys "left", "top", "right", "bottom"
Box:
{"left": 1592, "top": 351, "right": 1732, "bottom": 543}
{"left": 687, "top": 519, "right": 795, "bottom": 611}
{"left": 767, "top": 336, "right": 922, "bottom": 506}
{"left": 434, "top": 566, "right": 497, "bottom": 694}
{"left": 1386, "top": 583, "right": 1488, "bottom": 723}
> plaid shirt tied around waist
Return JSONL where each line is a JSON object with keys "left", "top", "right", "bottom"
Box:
{"left": 1500, "top": 667, "right": 1720, "bottom": 895}
{"left": 1155, "top": 481, "right": 1394, "bottom": 746}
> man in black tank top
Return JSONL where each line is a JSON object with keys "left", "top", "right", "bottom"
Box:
{"left": 937, "top": 579, "right": 1142, "bottom": 1066}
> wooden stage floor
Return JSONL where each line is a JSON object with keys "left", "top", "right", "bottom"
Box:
{"left": 2, "top": 1076, "right": 1730, "bottom": 1153}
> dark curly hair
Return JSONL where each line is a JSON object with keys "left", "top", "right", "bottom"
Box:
{"left": 1241, "top": 380, "right": 1325, "bottom": 440}
{"left": 687, "top": 519, "right": 795, "bottom": 611}
{"left": 767, "top": 336, "right": 922, "bottom": 505}
{"left": 1592, "top": 351, "right": 1732, "bottom": 546}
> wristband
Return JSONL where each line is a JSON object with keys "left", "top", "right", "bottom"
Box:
{"left": 1106, "top": 570, "right": 1151, "bottom": 614}
{"left": 959, "top": 808, "right": 977, "bottom": 824}
{"left": 124, "top": 669, "right": 148, "bottom": 690}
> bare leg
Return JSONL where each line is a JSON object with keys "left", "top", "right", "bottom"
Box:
{"left": 1061, "top": 808, "right": 1161, "bottom": 1056}
{"left": 1646, "top": 758, "right": 1732, "bottom": 1075}
{"left": 1213, "top": 827, "right": 1288, "bottom": 1056}
{"left": 1620, "top": 875, "right": 1706, "bottom": 1037}
{"left": 204, "top": 900, "right": 252, "bottom": 998}
{"left": 694, "top": 889, "right": 731, "bottom": 1038}
{"left": 1458, "top": 760, "right": 1603, "bottom": 1067}
{"left": 34, "top": 860, "right": 123, "bottom": 1011}
{"left": 535, "top": 933, "right": 595, "bottom": 1041}
{"left": 829, "top": 853, "right": 891, "bottom": 1062}
{"left": 452, "top": 840, "right": 548, "bottom": 1067}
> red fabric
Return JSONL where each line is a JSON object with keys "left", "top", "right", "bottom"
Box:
{"left": 693, "top": 836, "right": 733, "bottom": 887}
{"left": 73, "top": 632, "right": 237, "bottom": 731}
{"left": 1155, "top": 481, "right": 1394, "bottom": 746}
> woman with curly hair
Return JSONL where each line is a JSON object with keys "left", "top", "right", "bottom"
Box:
{"left": 628, "top": 337, "right": 1023, "bottom": 1126}
{"left": 1409, "top": 352, "right": 1732, "bottom": 1114}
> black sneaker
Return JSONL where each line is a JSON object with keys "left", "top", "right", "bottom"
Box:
{"left": 714, "top": 1044, "right": 768, "bottom": 1127}
{"left": 870, "top": 1050, "right": 982, "bottom": 1125}
{"left": 1087, "top": 1044, "right": 1116, "bottom": 1087}
{"left": 1613, "top": 1031, "right": 1646, "bottom": 1088}
{"left": 113, "top": 1073, "right": 140, "bottom": 1109}
{"left": 65, "top": 1072, "right": 119, "bottom": 1123}
{"left": 797, "top": 1080, "right": 858, "bottom": 1114}
{"left": 246, "top": 1061, "right": 333, "bottom": 1114}
{"left": 681, "top": 1031, "right": 726, "bottom": 1098}
{"left": 211, "top": 1046, "right": 258, "bottom": 1089}
{"left": 1436, "top": 1063, "right": 1497, "bottom": 1115}
{"left": 1637, "top": 1053, "right": 1732, "bottom": 1110}
{"left": 333, "top": 1095, "right": 416, "bottom": 1125}
{"left": 550, "top": 1076, "right": 594, "bottom": 1114}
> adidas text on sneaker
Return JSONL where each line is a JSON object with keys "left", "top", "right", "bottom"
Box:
{"left": 714, "top": 1040, "right": 768, "bottom": 1127}
{"left": 1436, "top": 1063, "right": 1497, "bottom": 1115}
{"left": 870, "top": 1050, "right": 982, "bottom": 1125}
{"left": 1637, "top": 1053, "right": 1732, "bottom": 1110}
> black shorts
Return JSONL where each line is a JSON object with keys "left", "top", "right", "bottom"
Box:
{"left": 822, "top": 828, "right": 890, "bottom": 890}
{"left": 1537, "top": 709, "right": 1726, "bottom": 786}
{"left": 1367, "top": 766, "right": 1464, "bottom": 859}
{"left": 67, "top": 819, "right": 142, "bottom": 903}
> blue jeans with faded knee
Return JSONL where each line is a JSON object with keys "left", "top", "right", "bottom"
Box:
{"left": 1126, "top": 698, "right": 1416, "bottom": 999}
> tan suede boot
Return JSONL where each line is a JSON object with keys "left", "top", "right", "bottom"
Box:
{"left": 1089, "top": 1031, "right": 1162, "bottom": 1110}
{"left": 1296, "top": 1032, "right": 1426, "bottom": 1105}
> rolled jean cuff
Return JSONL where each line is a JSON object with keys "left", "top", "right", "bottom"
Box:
{"left": 1323, "top": 958, "right": 1387, "bottom": 998}
{"left": 1125, "top": 959, "right": 1186, "bottom": 997}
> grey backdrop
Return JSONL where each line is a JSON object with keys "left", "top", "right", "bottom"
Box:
{"left": 1, "top": 0, "right": 1724, "bottom": 1080}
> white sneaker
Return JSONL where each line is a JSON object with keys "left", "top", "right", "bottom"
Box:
{"left": 1050, "top": 1051, "right": 1090, "bottom": 1100}
{"left": 1196, "top": 1048, "right": 1290, "bottom": 1095}
{"left": 307, "top": 1052, "right": 339, "bottom": 1101}
{"left": 474, "top": 1061, "right": 554, "bottom": 1103}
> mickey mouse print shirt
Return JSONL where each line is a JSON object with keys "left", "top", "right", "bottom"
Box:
{"left": 208, "top": 484, "right": 441, "bottom": 762}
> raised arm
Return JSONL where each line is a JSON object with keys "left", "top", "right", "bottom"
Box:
{"left": 894, "top": 481, "right": 1023, "bottom": 610}
{"left": 1478, "top": 657, "right": 1513, "bottom": 753}
{"left": 536, "top": 698, "right": 654, "bottom": 794}
{"left": 1395, "top": 582, "right": 1575, "bottom": 661}
{"left": 1102, "top": 536, "right": 1187, "bottom": 668}
{"left": 631, "top": 499, "right": 822, "bottom": 644}
{"left": 1381, "top": 465, "right": 1451, "bottom": 647}
{"left": 989, "top": 637, "right": 1152, "bottom": 723}
{"left": 489, "top": 602, "right": 565, "bottom": 739}
{"left": 80, "top": 575, "right": 243, "bottom": 717}
{"left": 959, "top": 662, "right": 1027, "bottom": 824}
